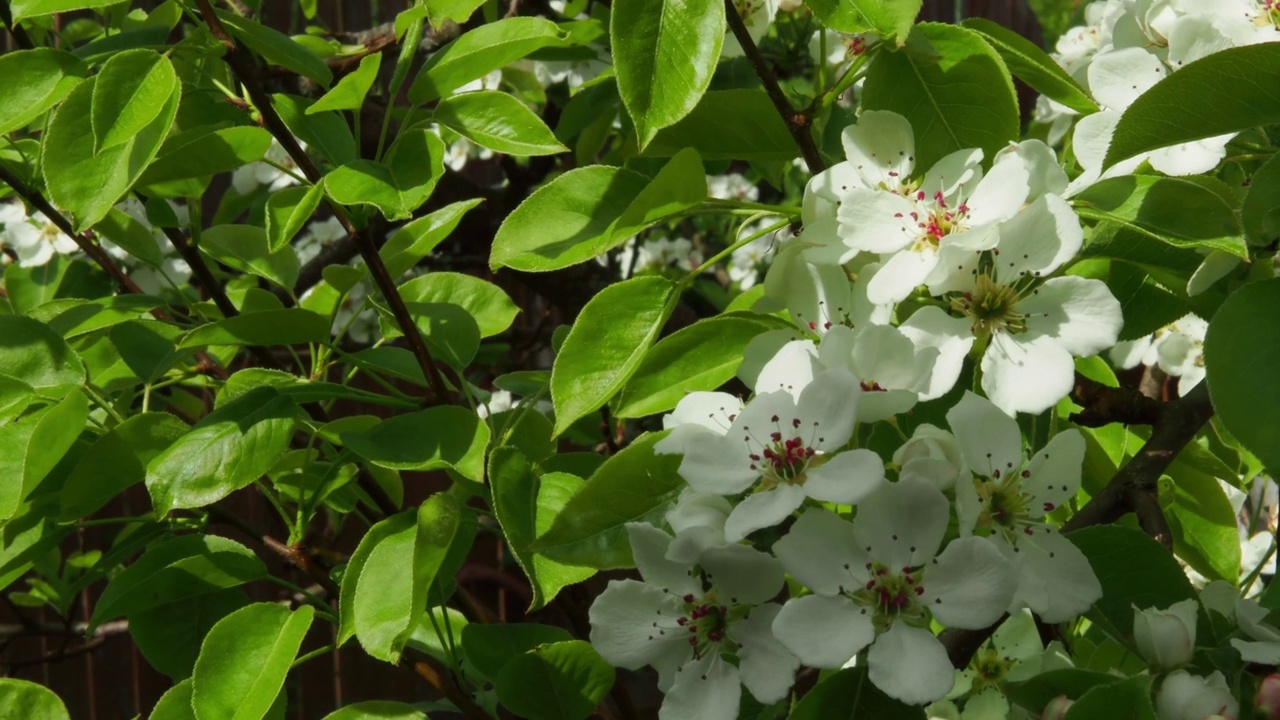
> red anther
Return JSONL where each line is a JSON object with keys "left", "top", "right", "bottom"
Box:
{"left": 1044, "top": 502, "right": 1055, "bottom": 512}
{"left": 915, "top": 586, "right": 925, "bottom": 595}
{"left": 1024, "top": 526, "right": 1034, "bottom": 536}
{"left": 677, "top": 617, "right": 688, "bottom": 626}
{"left": 683, "top": 594, "right": 695, "bottom": 603}
{"left": 1021, "top": 470, "right": 1031, "bottom": 478}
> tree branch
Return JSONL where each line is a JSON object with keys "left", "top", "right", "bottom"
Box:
{"left": 722, "top": 0, "right": 824, "bottom": 174}
{"left": 206, "top": 506, "right": 341, "bottom": 599}
{"left": 1069, "top": 372, "right": 1164, "bottom": 427}
{"left": 408, "top": 657, "right": 491, "bottom": 720}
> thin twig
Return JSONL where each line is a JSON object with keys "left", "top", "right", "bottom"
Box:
{"left": 408, "top": 657, "right": 491, "bottom": 720}
{"left": 206, "top": 506, "right": 342, "bottom": 599}
{"left": 1069, "top": 373, "right": 1164, "bottom": 428}
{"left": 722, "top": 0, "right": 824, "bottom": 173}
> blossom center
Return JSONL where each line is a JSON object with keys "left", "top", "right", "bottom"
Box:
{"left": 971, "top": 467, "right": 1045, "bottom": 544}
{"left": 677, "top": 594, "right": 731, "bottom": 659}
{"left": 1256, "top": 0, "right": 1280, "bottom": 29}
{"left": 745, "top": 415, "right": 824, "bottom": 487}
{"left": 902, "top": 191, "right": 970, "bottom": 253}
{"left": 970, "top": 646, "right": 1015, "bottom": 692}
{"left": 951, "top": 273, "right": 1028, "bottom": 343}
{"left": 850, "top": 561, "right": 929, "bottom": 630}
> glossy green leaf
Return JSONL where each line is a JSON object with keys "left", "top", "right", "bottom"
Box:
{"left": 494, "top": 640, "right": 614, "bottom": 720}
{"left": 610, "top": 148, "right": 706, "bottom": 241}
{"left": 10, "top": 0, "right": 117, "bottom": 21}
{"left": 1205, "top": 278, "right": 1280, "bottom": 473}
{"left": 272, "top": 93, "right": 357, "bottom": 167}
{"left": 180, "top": 309, "right": 331, "bottom": 349}
{"left": 138, "top": 126, "right": 274, "bottom": 189}
{"left": 92, "top": 207, "right": 164, "bottom": 267}
{"left": 1165, "top": 457, "right": 1240, "bottom": 584}
{"left": 1104, "top": 43, "right": 1280, "bottom": 170}
{"left": 150, "top": 680, "right": 196, "bottom": 720}
{"left": 216, "top": 9, "right": 332, "bottom": 86}
{"left": 617, "top": 312, "right": 792, "bottom": 418}
{"left": 397, "top": 271, "right": 519, "bottom": 337}
{"left": 200, "top": 225, "right": 300, "bottom": 290}
{"left": 326, "top": 129, "right": 445, "bottom": 221}
{"left": 961, "top": 17, "right": 1098, "bottom": 115}
{"left": 90, "top": 49, "right": 177, "bottom": 152}
{"left": 426, "top": 0, "right": 485, "bottom": 27}
{"left": 644, "top": 89, "right": 796, "bottom": 161}
{"left": 42, "top": 71, "right": 179, "bottom": 230}
{"left": 434, "top": 90, "right": 568, "bottom": 156}
{"left": 380, "top": 199, "right": 484, "bottom": 277}
{"left": 611, "top": 0, "right": 723, "bottom": 148}
{"left": 0, "top": 49, "right": 86, "bottom": 135}
{"left": 1068, "top": 525, "right": 1197, "bottom": 639}
{"left": 0, "top": 315, "right": 86, "bottom": 394}
{"left": 461, "top": 622, "right": 575, "bottom": 681}
{"left": 1074, "top": 175, "right": 1247, "bottom": 258}
{"left": 0, "top": 678, "right": 69, "bottom": 720}
{"left": 191, "top": 603, "right": 314, "bottom": 720}
{"left": 1243, "top": 152, "right": 1280, "bottom": 247}
{"left": 491, "top": 165, "right": 650, "bottom": 272}
{"left": 131, "top": 588, "right": 248, "bottom": 679}
{"left": 375, "top": 301, "right": 480, "bottom": 369}
{"left": 145, "top": 387, "right": 298, "bottom": 515}
{"left": 0, "top": 391, "right": 88, "bottom": 520}
{"left": 309, "top": 53, "right": 381, "bottom": 113}
{"left": 791, "top": 667, "right": 925, "bottom": 720}
{"left": 533, "top": 433, "right": 682, "bottom": 568}
{"left": 265, "top": 184, "right": 326, "bottom": 252}
{"left": 321, "top": 702, "right": 428, "bottom": 720}
{"left": 338, "top": 512, "right": 411, "bottom": 646}
{"left": 409, "top": 17, "right": 570, "bottom": 104}
{"left": 862, "top": 22, "right": 1019, "bottom": 172}
{"left": 1063, "top": 675, "right": 1156, "bottom": 720}
{"left": 341, "top": 406, "right": 489, "bottom": 481}
{"left": 1006, "top": 668, "right": 1123, "bottom": 715}
{"left": 551, "top": 276, "right": 678, "bottom": 434}
{"left": 805, "top": 0, "right": 920, "bottom": 40}
{"left": 61, "top": 412, "right": 187, "bottom": 521}
{"left": 90, "top": 534, "right": 266, "bottom": 627}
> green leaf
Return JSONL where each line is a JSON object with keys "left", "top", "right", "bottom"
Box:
{"left": 325, "top": 129, "right": 445, "bottom": 221}
{"left": 611, "top": 0, "right": 724, "bottom": 148}
{"left": 216, "top": 9, "right": 332, "bottom": 86}
{"left": 190, "top": 603, "right": 314, "bottom": 720}
{"left": 461, "top": 622, "right": 575, "bottom": 681}
{"left": 0, "top": 678, "right": 69, "bottom": 720}
{"left": 433, "top": 90, "right": 568, "bottom": 156}
{"left": 0, "top": 390, "right": 88, "bottom": 520}
{"left": 0, "top": 315, "right": 86, "bottom": 394}
{"left": 264, "top": 184, "right": 326, "bottom": 252}
{"left": 145, "top": 387, "right": 298, "bottom": 515}
{"left": 961, "top": 18, "right": 1098, "bottom": 115}
{"left": 425, "top": 0, "right": 485, "bottom": 27}
{"left": 409, "top": 17, "right": 570, "bottom": 104}
{"left": 551, "top": 276, "right": 678, "bottom": 435}
{"left": 1068, "top": 525, "right": 1197, "bottom": 639}
{"left": 1243, "top": 152, "right": 1280, "bottom": 247}
{"left": 90, "top": 534, "right": 267, "bottom": 628}
{"left": 375, "top": 301, "right": 480, "bottom": 369}
{"left": 617, "top": 312, "right": 792, "bottom": 418}
{"left": 0, "top": 49, "right": 86, "bottom": 135}
{"left": 1063, "top": 675, "right": 1156, "bottom": 720}
{"left": 490, "top": 165, "right": 650, "bottom": 272}
{"left": 397, "top": 272, "right": 519, "bottom": 337}
{"left": 60, "top": 412, "right": 188, "bottom": 521}
{"left": 1074, "top": 175, "right": 1248, "bottom": 258}
{"left": 272, "top": 94, "right": 358, "bottom": 167}
{"left": 490, "top": 449, "right": 595, "bottom": 609}
{"left": 494, "top": 640, "right": 615, "bottom": 720}
{"left": 42, "top": 69, "right": 180, "bottom": 230}
{"left": 10, "top": 0, "right": 117, "bottom": 21}
{"left": 200, "top": 224, "right": 301, "bottom": 290}
{"left": 308, "top": 53, "right": 381, "bottom": 113}
{"left": 790, "top": 667, "right": 926, "bottom": 720}
{"left": 380, "top": 199, "right": 484, "bottom": 277}
{"left": 1006, "top": 668, "right": 1126, "bottom": 715}
{"left": 861, "top": 22, "right": 1019, "bottom": 172}
{"left": 150, "top": 680, "right": 195, "bottom": 720}
{"left": 1104, "top": 43, "right": 1280, "bottom": 170}
{"left": 321, "top": 702, "right": 428, "bottom": 720}
{"left": 1166, "top": 454, "right": 1241, "bottom": 583}
{"left": 341, "top": 406, "right": 489, "bottom": 481}
{"left": 179, "top": 309, "right": 331, "bottom": 349}
{"left": 131, "top": 588, "right": 248, "bottom": 679}
{"left": 1205, "top": 278, "right": 1280, "bottom": 473}
{"left": 338, "top": 512, "right": 411, "bottom": 646}
{"left": 92, "top": 207, "right": 163, "bottom": 267}
{"left": 609, "top": 148, "right": 707, "bottom": 241}
{"left": 805, "top": 0, "right": 920, "bottom": 40}
{"left": 643, "top": 89, "right": 796, "bottom": 161}
{"left": 351, "top": 495, "right": 461, "bottom": 663}
{"left": 90, "top": 49, "right": 177, "bottom": 153}
{"left": 533, "top": 432, "right": 682, "bottom": 568}
{"left": 138, "top": 126, "right": 274, "bottom": 190}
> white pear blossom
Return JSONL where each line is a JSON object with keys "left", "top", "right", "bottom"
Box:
{"left": 1231, "top": 596, "right": 1280, "bottom": 663}
{"left": 727, "top": 231, "right": 776, "bottom": 290}
{"left": 1134, "top": 598, "right": 1198, "bottom": 669}
{"left": 947, "top": 392, "right": 1102, "bottom": 622}
{"left": 952, "top": 610, "right": 1074, "bottom": 718}
{"left": 707, "top": 173, "right": 760, "bottom": 203}
{"left": 771, "top": 479, "right": 1016, "bottom": 705}
{"left": 1111, "top": 314, "right": 1207, "bottom": 396}
{"left": 589, "top": 524, "right": 798, "bottom": 720}
{"left": 232, "top": 138, "right": 307, "bottom": 195}
{"left": 0, "top": 205, "right": 79, "bottom": 267}
{"left": 722, "top": 0, "right": 777, "bottom": 59}
{"left": 816, "top": 324, "right": 939, "bottom": 422}
{"left": 894, "top": 423, "right": 967, "bottom": 492}
{"left": 616, "top": 235, "right": 701, "bottom": 278}
{"left": 1156, "top": 670, "right": 1238, "bottom": 720}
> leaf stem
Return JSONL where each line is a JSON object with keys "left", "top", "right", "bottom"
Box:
{"left": 682, "top": 216, "right": 791, "bottom": 285}
{"left": 377, "top": 14, "right": 425, "bottom": 161}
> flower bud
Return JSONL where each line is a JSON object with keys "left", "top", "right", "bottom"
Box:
{"left": 1156, "top": 670, "right": 1238, "bottom": 720}
{"left": 1134, "top": 598, "right": 1198, "bottom": 669}
{"left": 1256, "top": 673, "right": 1280, "bottom": 719}
{"left": 1041, "top": 695, "right": 1073, "bottom": 720}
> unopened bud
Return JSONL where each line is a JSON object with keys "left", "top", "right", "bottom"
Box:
{"left": 1256, "top": 673, "right": 1280, "bottom": 718}
{"left": 1133, "top": 598, "right": 1198, "bottom": 669}
{"left": 1041, "top": 695, "right": 1073, "bottom": 720}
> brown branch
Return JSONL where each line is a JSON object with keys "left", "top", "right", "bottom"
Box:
{"left": 408, "top": 657, "right": 491, "bottom": 720}
{"left": 194, "top": 0, "right": 451, "bottom": 401}
{"left": 206, "top": 506, "right": 342, "bottom": 599}
{"left": 722, "top": 0, "right": 824, "bottom": 174}
{"left": 1069, "top": 373, "right": 1163, "bottom": 428}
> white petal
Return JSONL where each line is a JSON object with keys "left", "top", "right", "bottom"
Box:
{"left": 734, "top": 604, "right": 799, "bottom": 703}
{"left": 659, "top": 392, "right": 742, "bottom": 438}
{"left": 854, "top": 477, "right": 950, "bottom": 569}
{"left": 804, "top": 449, "right": 885, "bottom": 505}
{"left": 1020, "top": 276, "right": 1124, "bottom": 357}
{"left": 589, "top": 580, "right": 689, "bottom": 669}
{"left": 922, "top": 537, "right": 1016, "bottom": 629}
{"left": 677, "top": 434, "right": 759, "bottom": 495}
{"left": 774, "top": 507, "right": 865, "bottom": 596}
{"left": 993, "top": 195, "right": 1083, "bottom": 282}
{"left": 995, "top": 139, "right": 1067, "bottom": 199}
{"left": 980, "top": 332, "right": 1075, "bottom": 416}
{"left": 868, "top": 623, "right": 956, "bottom": 705}
{"left": 1148, "top": 134, "right": 1233, "bottom": 177}
{"left": 1023, "top": 430, "right": 1085, "bottom": 516}
{"left": 857, "top": 389, "right": 920, "bottom": 423}
{"left": 1087, "top": 46, "right": 1166, "bottom": 111}
{"left": 755, "top": 340, "right": 820, "bottom": 400}
{"left": 723, "top": 485, "right": 807, "bottom": 543}
{"left": 796, "top": 367, "right": 861, "bottom": 453}
{"left": 837, "top": 189, "right": 921, "bottom": 254}
{"left": 866, "top": 246, "right": 940, "bottom": 305}
{"left": 1015, "top": 526, "right": 1102, "bottom": 623}
{"left": 851, "top": 324, "right": 928, "bottom": 391}
{"left": 899, "top": 307, "right": 975, "bottom": 400}
{"left": 700, "top": 543, "right": 785, "bottom": 605}
{"left": 773, "top": 594, "right": 874, "bottom": 668}
{"left": 660, "top": 653, "right": 740, "bottom": 720}
{"left": 842, "top": 110, "right": 916, "bottom": 189}
{"left": 804, "top": 163, "right": 858, "bottom": 224}
{"left": 1187, "top": 250, "right": 1240, "bottom": 297}
{"left": 921, "top": 149, "right": 984, "bottom": 201}
{"left": 964, "top": 156, "right": 1032, "bottom": 227}
{"left": 1231, "top": 639, "right": 1280, "bottom": 664}
{"left": 961, "top": 688, "right": 1010, "bottom": 720}
{"left": 946, "top": 391, "right": 1022, "bottom": 477}
{"left": 628, "top": 524, "right": 700, "bottom": 596}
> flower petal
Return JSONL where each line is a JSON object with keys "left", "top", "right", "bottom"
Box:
{"left": 993, "top": 195, "right": 1083, "bottom": 282}
{"left": 842, "top": 110, "right": 916, "bottom": 190}
{"left": 1014, "top": 526, "right": 1102, "bottom": 623}
{"left": 700, "top": 542, "right": 785, "bottom": 605}
{"left": 854, "top": 477, "right": 950, "bottom": 569}
{"left": 677, "top": 433, "right": 759, "bottom": 495}
{"left": 837, "top": 189, "right": 920, "bottom": 254}
{"left": 946, "top": 391, "right": 1022, "bottom": 477}
{"left": 723, "top": 485, "right": 807, "bottom": 543}
{"left": 796, "top": 367, "right": 861, "bottom": 453}
{"left": 660, "top": 653, "right": 741, "bottom": 720}
{"left": 589, "top": 579, "right": 689, "bottom": 669}
{"left": 1023, "top": 430, "right": 1085, "bottom": 517}
{"left": 804, "top": 449, "right": 885, "bottom": 505}
{"left": 734, "top": 604, "right": 799, "bottom": 703}
{"left": 773, "top": 594, "right": 874, "bottom": 668}
{"left": 922, "top": 537, "right": 1016, "bottom": 629}
{"left": 774, "top": 507, "right": 866, "bottom": 596}
{"left": 867, "top": 245, "right": 940, "bottom": 305}
{"left": 1020, "top": 276, "right": 1123, "bottom": 357}
{"left": 980, "top": 332, "right": 1075, "bottom": 416}
{"left": 868, "top": 623, "right": 956, "bottom": 705}
{"left": 628, "top": 523, "right": 700, "bottom": 596}
{"left": 899, "top": 307, "right": 975, "bottom": 401}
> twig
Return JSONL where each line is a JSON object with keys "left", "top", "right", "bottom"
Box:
{"left": 408, "top": 657, "right": 491, "bottom": 720}
{"left": 722, "top": 0, "right": 823, "bottom": 173}
{"left": 206, "top": 506, "right": 342, "bottom": 599}
{"left": 1069, "top": 373, "right": 1164, "bottom": 428}
{"left": 194, "top": 0, "right": 451, "bottom": 401}
{"left": 0, "top": 619, "right": 129, "bottom": 640}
